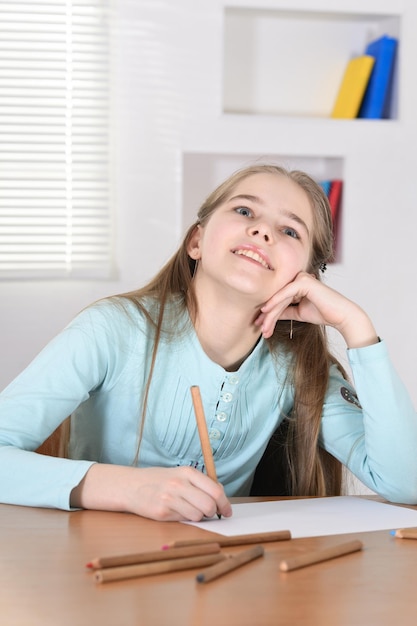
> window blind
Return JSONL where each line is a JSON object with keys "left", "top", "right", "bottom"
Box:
{"left": 0, "top": 0, "right": 112, "bottom": 279}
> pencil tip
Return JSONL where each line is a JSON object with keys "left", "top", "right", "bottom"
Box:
{"left": 161, "top": 544, "right": 169, "bottom": 550}
{"left": 85, "top": 562, "right": 93, "bottom": 568}
{"left": 217, "top": 514, "right": 222, "bottom": 519}
{"left": 389, "top": 530, "right": 396, "bottom": 535}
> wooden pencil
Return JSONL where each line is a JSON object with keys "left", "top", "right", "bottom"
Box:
{"left": 393, "top": 528, "right": 417, "bottom": 539}
{"left": 94, "top": 552, "right": 226, "bottom": 584}
{"left": 190, "top": 385, "right": 217, "bottom": 481}
{"left": 279, "top": 539, "right": 363, "bottom": 572}
{"left": 190, "top": 385, "right": 221, "bottom": 519}
{"left": 86, "top": 542, "right": 221, "bottom": 570}
{"left": 196, "top": 545, "right": 264, "bottom": 583}
{"left": 163, "top": 529, "right": 291, "bottom": 550}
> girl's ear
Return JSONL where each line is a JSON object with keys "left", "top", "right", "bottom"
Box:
{"left": 187, "top": 224, "right": 202, "bottom": 260}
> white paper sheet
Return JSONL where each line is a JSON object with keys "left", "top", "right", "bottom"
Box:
{"left": 183, "top": 496, "right": 417, "bottom": 538}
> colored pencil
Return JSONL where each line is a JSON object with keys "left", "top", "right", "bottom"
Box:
{"left": 191, "top": 385, "right": 217, "bottom": 481}
{"left": 196, "top": 545, "right": 264, "bottom": 583}
{"left": 163, "top": 529, "right": 291, "bottom": 550}
{"left": 190, "top": 385, "right": 221, "bottom": 518}
{"left": 86, "top": 542, "right": 221, "bottom": 570}
{"left": 94, "top": 553, "right": 226, "bottom": 584}
{"left": 392, "top": 528, "right": 417, "bottom": 540}
{"left": 279, "top": 539, "right": 363, "bottom": 572}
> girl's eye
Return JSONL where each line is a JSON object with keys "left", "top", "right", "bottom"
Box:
{"left": 235, "top": 206, "right": 253, "bottom": 218}
{"left": 283, "top": 227, "right": 299, "bottom": 239}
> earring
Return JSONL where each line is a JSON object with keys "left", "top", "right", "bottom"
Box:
{"left": 289, "top": 319, "right": 293, "bottom": 340}
{"left": 319, "top": 261, "right": 327, "bottom": 273}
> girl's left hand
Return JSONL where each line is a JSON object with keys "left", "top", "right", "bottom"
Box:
{"left": 255, "top": 272, "right": 379, "bottom": 349}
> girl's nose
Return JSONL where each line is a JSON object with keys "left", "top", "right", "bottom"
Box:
{"left": 249, "top": 224, "right": 272, "bottom": 243}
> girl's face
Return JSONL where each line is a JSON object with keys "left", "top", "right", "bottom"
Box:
{"left": 188, "top": 173, "right": 314, "bottom": 305}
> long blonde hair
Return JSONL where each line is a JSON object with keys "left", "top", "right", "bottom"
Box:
{"left": 121, "top": 164, "right": 345, "bottom": 496}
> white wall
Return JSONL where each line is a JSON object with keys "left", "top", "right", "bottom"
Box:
{"left": 1, "top": 0, "right": 417, "bottom": 422}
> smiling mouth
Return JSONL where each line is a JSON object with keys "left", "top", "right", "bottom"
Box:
{"left": 232, "top": 249, "right": 273, "bottom": 270}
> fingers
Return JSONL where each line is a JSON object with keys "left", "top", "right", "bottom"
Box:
{"left": 261, "top": 272, "right": 314, "bottom": 313}
{"left": 255, "top": 294, "right": 296, "bottom": 338}
{"left": 186, "top": 468, "right": 233, "bottom": 520}
{"left": 257, "top": 305, "right": 298, "bottom": 339}
{"left": 255, "top": 273, "right": 322, "bottom": 338}
{"left": 136, "top": 467, "right": 232, "bottom": 522}
{"left": 256, "top": 272, "right": 369, "bottom": 340}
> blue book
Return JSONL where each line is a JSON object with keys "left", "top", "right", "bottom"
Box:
{"left": 319, "top": 180, "right": 331, "bottom": 196}
{"left": 358, "top": 34, "right": 398, "bottom": 119}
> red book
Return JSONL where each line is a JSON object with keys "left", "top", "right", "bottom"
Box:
{"left": 328, "top": 180, "right": 343, "bottom": 224}
{"left": 328, "top": 180, "right": 343, "bottom": 262}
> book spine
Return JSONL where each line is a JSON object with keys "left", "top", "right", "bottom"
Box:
{"left": 331, "top": 55, "right": 375, "bottom": 119}
{"left": 359, "top": 35, "right": 398, "bottom": 119}
{"left": 328, "top": 180, "right": 343, "bottom": 225}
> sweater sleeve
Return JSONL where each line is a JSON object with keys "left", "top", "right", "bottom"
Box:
{"left": 0, "top": 300, "right": 138, "bottom": 510}
{"left": 320, "top": 340, "right": 417, "bottom": 504}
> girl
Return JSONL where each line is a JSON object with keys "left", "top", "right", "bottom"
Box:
{"left": 0, "top": 164, "right": 416, "bottom": 521}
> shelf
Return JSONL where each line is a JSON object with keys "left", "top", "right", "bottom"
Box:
{"left": 222, "top": 7, "right": 400, "bottom": 118}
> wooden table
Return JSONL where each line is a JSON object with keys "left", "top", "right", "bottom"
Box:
{"left": 1, "top": 497, "right": 417, "bottom": 626}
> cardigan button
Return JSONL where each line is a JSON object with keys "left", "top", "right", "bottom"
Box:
{"left": 216, "top": 412, "right": 228, "bottom": 422}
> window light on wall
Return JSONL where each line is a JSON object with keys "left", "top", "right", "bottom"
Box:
{"left": 0, "top": 0, "right": 112, "bottom": 279}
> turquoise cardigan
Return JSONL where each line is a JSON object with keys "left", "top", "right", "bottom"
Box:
{"left": 1, "top": 298, "right": 416, "bottom": 509}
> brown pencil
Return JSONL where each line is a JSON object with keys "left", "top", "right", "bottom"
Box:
{"left": 279, "top": 539, "right": 363, "bottom": 572}
{"left": 191, "top": 385, "right": 217, "bottom": 481}
{"left": 190, "top": 385, "right": 221, "bottom": 519}
{"left": 94, "top": 552, "right": 226, "bottom": 584}
{"left": 196, "top": 545, "right": 264, "bottom": 583}
{"left": 392, "top": 528, "right": 417, "bottom": 539}
{"left": 163, "top": 529, "right": 291, "bottom": 550}
{"left": 86, "top": 542, "right": 221, "bottom": 570}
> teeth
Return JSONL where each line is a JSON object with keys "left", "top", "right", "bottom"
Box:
{"left": 234, "top": 249, "right": 270, "bottom": 269}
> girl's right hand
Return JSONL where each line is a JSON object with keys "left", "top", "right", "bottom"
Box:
{"left": 71, "top": 464, "right": 233, "bottom": 522}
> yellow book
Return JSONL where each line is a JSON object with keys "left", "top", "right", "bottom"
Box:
{"left": 331, "top": 55, "right": 375, "bottom": 119}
